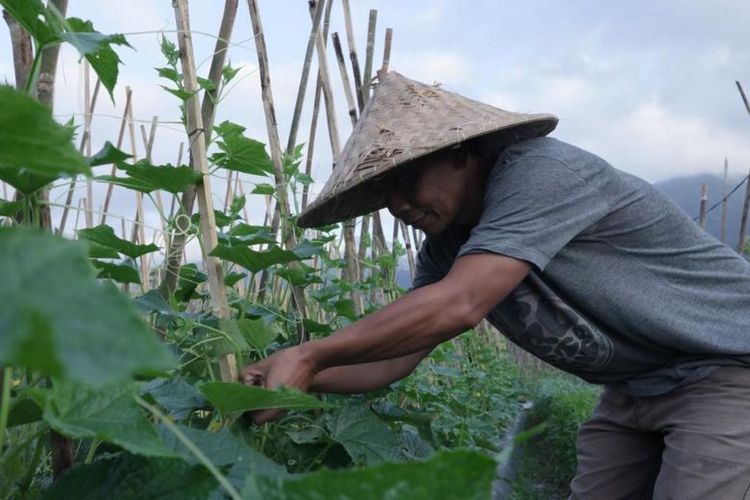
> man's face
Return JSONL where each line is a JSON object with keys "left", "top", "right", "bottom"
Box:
{"left": 382, "top": 151, "right": 476, "bottom": 236}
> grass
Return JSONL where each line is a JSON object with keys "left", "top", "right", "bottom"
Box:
{"left": 510, "top": 375, "right": 601, "bottom": 500}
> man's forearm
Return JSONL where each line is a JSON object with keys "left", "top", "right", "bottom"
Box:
{"left": 309, "top": 349, "right": 430, "bottom": 394}
{"left": 301, "top": 281, "right": 474, "bottom": 372}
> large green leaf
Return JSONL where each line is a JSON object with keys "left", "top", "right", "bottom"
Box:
{"left": 0, "top": 198, "right": 23, "bottom": 217}
{"left": 244, "top": 449, "right": 497, "bottom": 500}
{"left": 200, "top": 382, "right": 328, "bottom": 414}
{"left": 43, "top": 454, "right": 217, "bottom": 500}
{"left": 141, "top": 378, "right": 206, "bottom": 420}
{"left": 210, "top": 245, "right": 301, "bottom": 274}
{"left": 156, "top": 424, "right": 284, "bottom": 476}
{"left": 0, "top": 86, "right": 89, "bottom": 189}
{"left": 211, "top": 121, "right": 274, "bottom": 176}
{"left": 97, "top": 160, "right": 201, "bottom": 194}
{"left": 327, "top": 402, "right": 402, "bottom": 466}
{"left": 0, "top": 229, "right": 174, "bottom": 386}
{"left": 0, "top": 0, "right": 59, "bottom": 46}
{"left": 237, "top": 318, "right": 281, "bottom": 351}
{"left": 64, "top": 18, "right": 131, "bottom": 98}
{"left": 44, "top": 381, "right": 174, "bottom": 457}
{"left": 77, "top": 224, "right": 159, "bottom": 259}
{"left": 86, "top": 141, "right": 131, "bottom": 167}
{"left": 92, "top": 259, "right": 141, "bottom": 284}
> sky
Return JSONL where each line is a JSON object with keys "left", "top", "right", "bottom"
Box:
{"left": 2, "top": 0, "right": 750, "bottom": 252}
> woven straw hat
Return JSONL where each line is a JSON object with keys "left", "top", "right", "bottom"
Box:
{"left": 297, "top": 71, "right": 558, "bottom": 228}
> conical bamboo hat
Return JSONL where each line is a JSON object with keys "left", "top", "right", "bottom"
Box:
{"left": 297, "top": 71, "right": 558, "bottom": 228}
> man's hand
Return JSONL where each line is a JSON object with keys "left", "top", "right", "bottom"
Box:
{"left": 240, "top": 345, "right": 318, "bottom": 424}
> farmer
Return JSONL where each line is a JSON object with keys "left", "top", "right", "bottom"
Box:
{"left": 242, "top": 72, "right": 750, "bottom": 499}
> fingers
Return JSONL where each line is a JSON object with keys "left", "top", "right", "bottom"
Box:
{"left": 252, "top": 408, "right": 284, "bottom": 425}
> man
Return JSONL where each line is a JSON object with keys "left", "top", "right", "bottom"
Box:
{"left": 242, "top": 72, "right": 750, "bottom": 499}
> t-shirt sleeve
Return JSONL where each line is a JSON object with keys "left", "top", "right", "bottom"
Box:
{"left": 411, "top": 239, "right": 446, "bottom": 290}
{"left": 457, "top": 155, "right": 611, "bottom": 270}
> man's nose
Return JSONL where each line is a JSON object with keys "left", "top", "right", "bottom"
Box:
{"left": 386, "top": 188, "right": 412, "bottom": 218}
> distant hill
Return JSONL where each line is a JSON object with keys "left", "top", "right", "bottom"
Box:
{"left": 653, "top": 173, "right": 748, "bottom": 247}
{"left": 394, "top": 173, "right": 749, "bottom": 288}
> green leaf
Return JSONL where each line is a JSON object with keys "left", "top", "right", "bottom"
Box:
{"left": 237, "top": 318, "right": 280, "bottom": 351}
{"left": 99, "top": 159, "right": 201, "bottom": 194}
{"left": 212, "top": 319, "right": 251, "bottom": 356}
{"left": 200, "top": 382, "right": 328, "bottom": 414}
{"left": 133, "top": 290, "right": 175, "bottom": 316}
{"left": 43, "top": 454, "right": 217, "bottom": 500}
{"left": 275, "top": 265, "right": 322, "bottom": 288}
{"left": 211, "top": 122, "right": 274, "bottom": 175}
{"left": 0, "top": 229, "right": 174, "bottom": 387}
{"left": 161, "top": 85, "right": 196, "bottom": 102}
{"left": 229, "top": 194, "right": 246, "bottom": 214}
{"left": 0, "top": 0, "right": 59, "bottom": 46}
{"left": 92, "top": 259, "right": 141, "bottom": 284}
{"left": 225, "top": 223, "right": 277, "bottom": 246}
{"left": 244, "top": 449, "right": 497, "bottom": 499}
{"left": 118, "top": 160, "right": 202, "bottom": 194}
{"left": 191, "top": 209, "right": 238, "bottom": 229}
{"left": 141, "top": 378, "right": 206, "bottom": 420}
{"left": 64, "top": 18, "right": 131, "bottom": 98}
{"left": 0, "top": 86, "right": 89, "bottom": 189}
{"left": 86, "top": 141, "right": 131, "bottom": 167}
{"left": 156, "top": 424, "right": 284, "bottom": 476}
{"left": 197, "top": 77, "right": 216, "bottom": 91}
{"left": 301, "top": 319, "right": 334, "bottom": 336}
{"left": 327, "top": 402, "right": 402, "bottom": 466}
{"left": 44, "top": 381, "right": 174, "bottom": 456}
{"left": 0, "top": 198, "right": 23, "bottom": 217}
{"left": 209, "top": 244, "right": 301, "bottom": 274}
{"left": 252, "top": 183, "right": 276, "bottom": 195}
{"left": 292, "top": 239, "right": 325, "bottom": 259}
{"left": 78, "top": 224, "right": 159, "bottom": 258}
{"left": 333, "top": 299, "right": 358, "bottom": 321}
{"left": 221, "top": 64, "right": 241, "bottom": 84}
{"left": 225, "top": 271, "right": 247, "bottom": 287}
{"left": 175, "top": 263, "right": 206, "bottom": 302}
{"left": 155, "top": 66, "right": 180, "bottom": 83}
{"left": 86, "top": 242, "right": 120, "bottom": 259}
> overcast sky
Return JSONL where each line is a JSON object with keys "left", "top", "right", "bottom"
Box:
{"left": 2, "top": 0, "right": 750, "bottom": 247}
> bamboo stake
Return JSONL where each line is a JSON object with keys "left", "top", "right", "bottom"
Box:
{"left": 59, "top": 76, "right": 100, "bottom": 234}
{"left": 125, "top": 99, "right": 150, "bottom": 291}
{"left": 301, "top": 0, "right": 334, "bottom": 211}
{"left": 357, "top": 214, "right": 370, "bottom": 281}
{"left": 698, "top": 184, "right": 708, "bottom": 230}
{"left": 160, "top": 0, "right": 239, "bottom": 298}
{"left": 332, "top": 32, "right": 358, "bottom": 126}
{"left": 3, "top": 9, "right": 33, "bottom": 91}
{"left": 720, "top": 157, "right": 729, "bottom": 242}
{"left": 400, "top": 220, "right": 416, "bottom": 280}
{"left": 362, "top": 10, "right": 377, "bottom": 104}
{"left": 381, "top": 28, "right": 393, "bottom": 74}
{"left": 246, "top": 0, "right": 310, "bottom": 342}
{"left": 738, "top": 169, "right": 750, "bottom": 253}
{"left": 100, "top": 87, "right": 133, "bottom": 224}
{"left": 173, "top": 0, "right": 237, "bottom": 382}
{"left": 286, "top": 0, "right": 325, "bottom": 154}
{"left": 341, "top": 0, "right": 364, "bottom": 111}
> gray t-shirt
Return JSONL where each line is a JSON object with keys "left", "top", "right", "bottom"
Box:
{"left": 413, "top": 137, "right": 750, "bottom": 396}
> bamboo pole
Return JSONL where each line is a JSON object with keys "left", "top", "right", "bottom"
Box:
{"left": 286, "top": 0, "right": 325, "bottom": 154}
{"left": 83, "top": 64, "right": 95, "bottom": 228}
{"left": 720, "top": 157, "right": 729, "bottom": 242}
{"left": 332, "top": 32, "right": 358, "bottom": 127}
{"left": 698, "top": 184, "right": 707, "bottom": 230}
{"left": 400, "top": 220, "right": 416, "bottom": 280}
{"left": 3, "top": 9, "right": 33, "bottom": 91}
{"left": 59, "top": 76, "right": 100, "bottom": 234}
{"left": 362, "top": 10, "right": 377, "bottom": 105}
{"left": 124, "top": 99, "right": 150, "bottom": 291}
{"left": 738, "top": 169, "right": 750, "bottom": 254}
{"left": 341, "top": 0, "right": 364, "bottom": 111}
{"left": 381, "top": 28, "right": 393, "bottom": 74}
{"left": 100, "top": 87, "right": 133, "bottom": 225}
{"left": 246, "top": 0, "right": 310, "bottom": 342}
{"left": 301, "top": 0, "right": 334, "bottom": 211}
{"left": 173, "top": 0, "right": 237, "bottom": 382}
{"left": 160, "top": 0, "right": 239, "bottom": 298}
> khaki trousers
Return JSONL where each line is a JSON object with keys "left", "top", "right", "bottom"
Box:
{"left": 570, "top": 367, "right": 750, "bottom": 500}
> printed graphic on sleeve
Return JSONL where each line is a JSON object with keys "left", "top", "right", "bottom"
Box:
{"left": 489, "top": 272, "right": 614, "bottom": 372}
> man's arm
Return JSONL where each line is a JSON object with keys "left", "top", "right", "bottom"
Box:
{"left": 308, "top": 348, "right": 432, "bottom": 394}
{"left": 243, "top": 253, "right": 530, "bottom": 423}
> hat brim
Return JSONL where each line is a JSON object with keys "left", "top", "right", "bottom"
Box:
{"left": 297, "top": 115, "right": 558, "bottom": 228}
